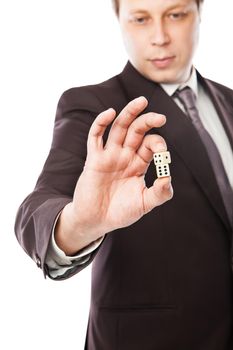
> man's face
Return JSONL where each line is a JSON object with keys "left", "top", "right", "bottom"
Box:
{"left": 118, "top": 0, "right": 201, "bottom": 84}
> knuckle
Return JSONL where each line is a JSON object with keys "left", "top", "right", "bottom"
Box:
{"left": 113, "top": 117, "right": 128, "bottom": 129}
{"left": 126, "top": 104, "right": 138, "bottom": 116}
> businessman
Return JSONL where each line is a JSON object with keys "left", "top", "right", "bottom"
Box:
{"left": 15, "top": 0, "right": 233, "bottom": 349}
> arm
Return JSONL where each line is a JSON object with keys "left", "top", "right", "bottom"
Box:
{"left": 15, "top": 90, "right": 173, "bottom": 279}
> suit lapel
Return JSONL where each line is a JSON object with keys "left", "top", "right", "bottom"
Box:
{"left": 119, "top": 62, "right": 231, "bottom": 231}
{"left": 200, "top": 74, "right": 233, "bottom": 150}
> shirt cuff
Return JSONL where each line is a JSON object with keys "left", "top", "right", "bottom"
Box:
{"left": 45, "top": 211, "right": 104, "bottom": 273}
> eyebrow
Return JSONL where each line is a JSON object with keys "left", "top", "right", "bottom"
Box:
{"left": 129, "top": 2, "right": 190, "bottom": 14}
{"left": 129, "top": 10, "right": 149, "bottom": 15}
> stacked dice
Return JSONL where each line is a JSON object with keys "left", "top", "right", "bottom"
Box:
{"left": 153, "top": 151, "right": 171, "bottom": 178}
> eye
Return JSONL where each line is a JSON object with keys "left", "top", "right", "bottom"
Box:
{"left": 168, "top": 12, "right": 187, "bottom": 20}
{"left": 132, "top": 16, "right": 149, "bottom": 24}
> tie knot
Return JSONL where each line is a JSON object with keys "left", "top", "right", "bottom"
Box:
{"left": 175, "top": 86, "right": 197, "bottom": 112}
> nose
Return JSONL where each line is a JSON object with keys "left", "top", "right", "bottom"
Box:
{"left": 150, "top": 20, "right": 170, "bottom": 46}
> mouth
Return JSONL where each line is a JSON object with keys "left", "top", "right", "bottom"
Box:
{"left": 150, "top": 56, "right": 175, "bottom": 69}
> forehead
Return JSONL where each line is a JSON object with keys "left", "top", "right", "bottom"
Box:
{"left": 119, "top": 0, "right": 196, "bottom": 12}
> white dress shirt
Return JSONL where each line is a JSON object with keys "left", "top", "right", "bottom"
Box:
{"left": 45, "top": 68, "right": 233, "bottom": 278}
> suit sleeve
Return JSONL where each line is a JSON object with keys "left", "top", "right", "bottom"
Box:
{"left": 14, "top": 87, "right": 106, "bottom": 279}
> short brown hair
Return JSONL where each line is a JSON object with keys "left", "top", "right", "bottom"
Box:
{"left": 112, "top": 0, "right": 204, "bottom": 16}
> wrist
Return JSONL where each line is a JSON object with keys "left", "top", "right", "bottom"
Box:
{"left": 54, "top": 202, "right": 104, "bottom": 255}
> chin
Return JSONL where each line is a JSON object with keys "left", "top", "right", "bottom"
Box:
{"left": 145, "top": 71, "right": 177, "bottom": 84}
{"left": 147, "top": 66, "right": 190, "bottom": 84}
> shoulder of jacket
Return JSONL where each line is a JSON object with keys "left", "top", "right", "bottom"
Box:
{"left": 205, "top": 78, "right": 233, "bottom": 96}
{"left": 57, "top": 74, "right": 124, "bottom": 113}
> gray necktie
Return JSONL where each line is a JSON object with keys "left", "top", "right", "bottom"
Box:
{"left": 175, "top": 86, "right": 233, "bottom": 227}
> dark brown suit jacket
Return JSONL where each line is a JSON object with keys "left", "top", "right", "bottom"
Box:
{"left": 15, "top": 62, "right": 233, "bottom": 349}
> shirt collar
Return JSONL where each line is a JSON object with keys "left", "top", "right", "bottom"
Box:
{"left": 160, "top": 67, "right": 198, "bottom": 97}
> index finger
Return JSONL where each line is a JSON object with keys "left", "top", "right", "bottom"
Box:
{"left": 105, "top": 96, "right": 148, "bottom": 147}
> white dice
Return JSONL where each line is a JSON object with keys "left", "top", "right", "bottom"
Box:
{"left": 153, "top": 151, "right": 171, "bottom": 178}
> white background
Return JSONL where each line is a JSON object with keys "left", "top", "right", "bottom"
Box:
{"left": 1, "top": 0, "right": 233, "bottom": 349}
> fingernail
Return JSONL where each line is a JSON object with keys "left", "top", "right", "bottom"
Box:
{"left": 136, "top": 96, "right": 147, "bottom": 103}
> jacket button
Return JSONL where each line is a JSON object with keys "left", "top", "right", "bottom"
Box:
{"left": 35, "top": 255, "right": 41, "bottom": 268}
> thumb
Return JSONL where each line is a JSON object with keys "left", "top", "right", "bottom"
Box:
{"left": 142, "top": 177, "right": 173, "bottom": 214}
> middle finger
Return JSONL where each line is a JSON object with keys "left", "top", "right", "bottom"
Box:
{"left": 123, "top": 112, "right": 166, "bottom": 150}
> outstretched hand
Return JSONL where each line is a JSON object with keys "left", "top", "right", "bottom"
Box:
{"left": 55, "top": 97, "right": 173, "bottom": 254}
